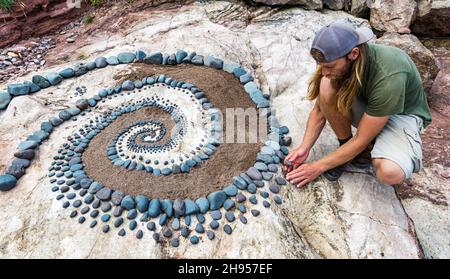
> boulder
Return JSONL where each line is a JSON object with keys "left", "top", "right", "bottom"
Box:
{"left": 251, "top": 0, "right": 323, "bottom": 10}
{"left": 349, "top": 0, "right": 369, "bottom": 18}
{"left": 323, "top": 0, "right": 347, "bottom": 10}
{"left": 411, "top": 0, "right": 450, "bottom": 37}
{"left": 370, "top": 0, "right": 417, "bottom": 33}
{"left": 374, "top": 33, "right": 440, "bottom": 93}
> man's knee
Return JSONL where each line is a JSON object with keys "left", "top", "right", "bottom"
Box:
{"left": 373, "top": 158, "right": 406, "bottom": 185}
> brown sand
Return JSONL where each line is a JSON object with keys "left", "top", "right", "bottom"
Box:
{"left": 82, "top": 64, "right": 263, "bottom": 200}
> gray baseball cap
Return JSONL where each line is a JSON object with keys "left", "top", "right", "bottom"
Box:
{"left": 311, "top": 20, "right": 374, "bottom": 63}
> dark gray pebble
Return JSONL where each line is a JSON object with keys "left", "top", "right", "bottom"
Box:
{"left": 136, "top": 229, "right": 143, "bottom": 239}
{"left": 102, "top": 225, "right": 110, "bottom": 233}
{"left": 223, "top": 224, "right": 233, "bottom": 235}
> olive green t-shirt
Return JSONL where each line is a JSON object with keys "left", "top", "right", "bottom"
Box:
{"left": 359, "top": 43, "right": 432, "bottom": 127}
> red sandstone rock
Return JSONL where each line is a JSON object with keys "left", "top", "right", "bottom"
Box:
{"left": 0, "top": 0, "right": 89, "bottom": 48}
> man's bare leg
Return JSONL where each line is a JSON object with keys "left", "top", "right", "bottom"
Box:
{"left": 318, "top": 77, "right": 352, "bottom": 141}
{"left": 373, "top": 158, "right": 405, "bottom": 185}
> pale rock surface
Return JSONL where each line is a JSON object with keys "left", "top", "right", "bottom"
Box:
{"left": 370, "top": 0, "right": 418, "bottom": 33}
{"left": 0, "top": 1, "right": 446, "bottom": 258}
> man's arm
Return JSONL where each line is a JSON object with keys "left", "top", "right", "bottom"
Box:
{"left": 299, "top": 99, "right": 327, "bottom": 150}
{"left": 283, "top": 100, "right": 326, "bottom": 173}
{"left": 316, "top": 113, "right": 389, "bottom": 171}
{"left": 287, "top": 113, "right": 389, "bottom": 187}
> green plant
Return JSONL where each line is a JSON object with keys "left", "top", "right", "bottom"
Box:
{"left": 89, "top": 0, "right": 102, "bottom": 7}
{"left": 83, "top": 13, "right": 95, "bottom": 24}
{"left": 0, "top": 0, "right": 14, "bottom": 11}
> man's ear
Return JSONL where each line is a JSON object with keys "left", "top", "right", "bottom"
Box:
{"left": 347, "top": 47, "right": 360, "bottom": 61}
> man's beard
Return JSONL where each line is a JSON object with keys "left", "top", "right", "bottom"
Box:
{"left": 329, "top": 61, "right": 353, "bottom": 90}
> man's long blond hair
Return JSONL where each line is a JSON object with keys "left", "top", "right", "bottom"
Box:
{"left": 307, "top": 43, "right": 368, "bottom": 114}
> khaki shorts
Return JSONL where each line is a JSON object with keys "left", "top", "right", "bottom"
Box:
{"left": 352, "top": 95, "right": 424, "bottom": 179}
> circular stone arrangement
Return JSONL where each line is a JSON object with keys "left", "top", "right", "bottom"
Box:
{"left": 0, "top": 49, "right": 293, "bottom": 248}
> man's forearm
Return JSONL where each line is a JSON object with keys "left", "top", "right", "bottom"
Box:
{"left": 300, "top": 105, "right": 326, "bottom": 150}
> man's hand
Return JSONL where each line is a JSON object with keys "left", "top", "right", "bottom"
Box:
{"left": 282, "top": 147, "right": 310, "bottom": 174}
{"left": 286, "top": 162, "right": 324, "bottom": 187}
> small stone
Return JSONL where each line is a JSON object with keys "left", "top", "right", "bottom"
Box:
{"left": 70, "top": 210, "right": 78, "bottom": 218}
{"left": 59, "top": 68, "right": 74, "bottom": 78}
{"left": 125, "top": 209, "right": 137, "bottom": 220}
{"left": 223, "top": 199, "right": 235, "bottom": 210}
{"left": 18, "top": 140, "right": 38, "bottom": 151}
{"left": 274, "top": 196, "right": 282, "bottom": 205}
{"left": 135, "top": 195, "right": 149, "bottom": 213}
{"left": 47, "top": 72, "right": 62, "bottom": 85}
{"left": 223, "top": 185, "right": 238, "bottom": 197}
{"left": 191, "top": 55, "right": 204, "bottom": 65}
{"left": 240, "top": 216, "right": 248, "bottom": 224}
{"left": 7, "top": 83, "right": 30, "bottom": 96}
{"left": 275, "top": 176, "right": 287, "bottom": 185}
{"left": 120, "top": 195, "right": 135, "bottom": 210}
{"left": 148, "top": 199, "right": 161, "bottom": 217}
{"left": 161, "top": 199, "right": 174, "bottom": 217}
{"left": 210, "top": 210, "right": 222, "bottom": 220}
{"left": 159, "top": 214, "right": 168, "bottom": 226}
{"left": 254, "top": 162, "right": 268, "bottom": 172}
{"left": 102, "top": 225, "right": 110, "bottom": 233}
{"left": 129, "top": 220, "right": 138, "bottom": 231}
{"left": 190, "top": 235, "right": 200, "bottom": 245}
{"left": 95, "top": 187, "right": 112, "bottom": 201}
{"left": 181, "top": 226, "right": 191, "bottom": 238}
{"left": 114, "top": 217, "right": 124, "bottom": 228}
{"left": 223, "top": 224, "right": 233, "bottom": 235}
{"left": 136, "top": 229, "right": 144, "bottom": 239}
{"left": 152, "top": 233, "right": 160, "bottom": 242}
{"left": 78, "top": 216, "right": 86, "bottom": 224}
{"left": 101, "top": 214, "right": 111, "bottom": 222}
{"left": 0, "top": 174, "right": 18, "bottom": 191}
{"left": 263, "top": 200, "right": 271, "bottom": 208}
{"left": 279, "top": 126, "right": 289, "bottom": 134}
{"left": 118, "top": 228, "right": 126, "bottom": 237}
{"left": 235, "top": 194, "right": 246, "bottom": 203}
{"left": 171, "top": 238, "right": 180, "bottom": 247}
{"left": 225, "top": 211, "right": 235, "bottom": 222}
{"left": 246, "top": 167, "right": 263, "bottom": 180}
{"left": 251, "top": 209, "right": 260, "bottom": 217}
{"left": 204, "top": 55, "right": 223, "bottom": 69}
{"left": 173, "top": 198, "right": 186, "bottom": 217}
{"left": 0, "top": 92, "right": 11, "bottom": 110}
{"left": 95, "top": 57, "right": 107, "bottom": 68}
{"left": 269, "top": 184, "right": 280, "bottom": 194}
{"left": 171, "top": 218, "right": 181, "bottom": 230}
{"left": 249, "top": 195, "right": 257, "bottom": 204}
{"left": 206, "top": 230, "right": 215, "bottom": 240}
{"left": 262, "top": 172, "right": 273, "bottom": 181}
{"left": 143, "top": 52, "right": 162, "bottom": 64}
{"left": 207, "top": 191, "right": 227, "bottom": 210}
{"left": 162, "top": 227, "right": 173, "bottom": 238}
{"left": 117, "top": 52, "right": 135, "bottom": 64}
{"left": 146, "top": 222, "right": 156, "bottom": 231}
{"left": 32, "top": 75, "right": 50, "bottom": 89}
{"left": 195, "top": 197, "right": 209, "bottom": 214}
{"left": 111, "top": 191, "right": 124, "bottom": 205}
{"left": 90, "top": 220, "right": 98, "bottom": 228}
{"left": 106, "top": 56, "right": 119, "bottom": 65}
{"left": 195, "top": 223, "right": 205, "bottom": 234}
{"left": 209, "top": 220, "right": 219, "bottom": 230}
{"left": 184, "top": 199, "right": 199, "bottom": 215}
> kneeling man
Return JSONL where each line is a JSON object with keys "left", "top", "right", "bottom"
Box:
{"left": 284, "top": 21, "right": 432, "bottom": 187}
